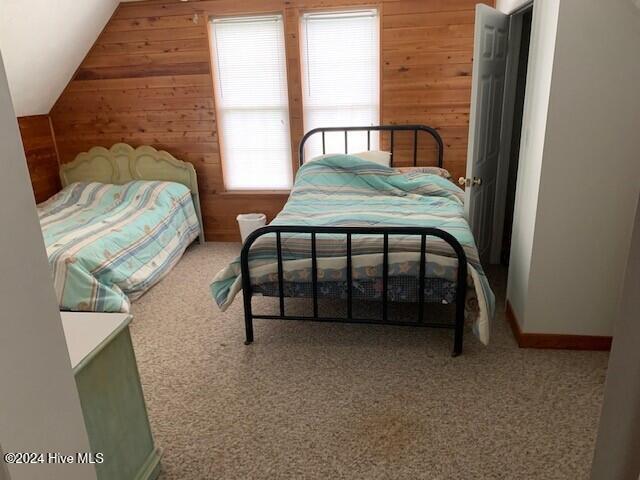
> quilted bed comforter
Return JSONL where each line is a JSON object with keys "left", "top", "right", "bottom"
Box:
{"left": 38, "top": 181, "right": 200, "bottom": 312}
{"left": 210, "top": 155, "right": 495, "bottom": 344}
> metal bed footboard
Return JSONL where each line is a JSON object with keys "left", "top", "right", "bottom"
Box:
{"left": 240, "top": 225, "right": 468, "bottom": 356}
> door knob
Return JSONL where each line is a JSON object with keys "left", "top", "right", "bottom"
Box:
{"left": 458, "top": 177, "right": 482, "bottom": 187}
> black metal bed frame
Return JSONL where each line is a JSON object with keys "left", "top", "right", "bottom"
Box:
{"left": 240, "top": 125, "right": 469, "bottom": 356}
{"left": 298, "top": 124, "right": 444, "bottom": 167}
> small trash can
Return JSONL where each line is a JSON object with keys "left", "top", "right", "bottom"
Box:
{"left": 237, "top": 213, "right": 266, "bottom": 243}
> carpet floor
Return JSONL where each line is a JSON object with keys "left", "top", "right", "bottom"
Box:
{"left": 129, "top": 242, "right": 608, "bottom": 480}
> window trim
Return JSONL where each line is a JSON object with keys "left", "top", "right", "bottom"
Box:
{"left": 205, "top": 5, "right": 383, "bottom": 193}
{"left": 207, "top": 12, "right": 295, "bottom": 193}
{"left": 298, "top": 5, "right": 382, "bottom": 152}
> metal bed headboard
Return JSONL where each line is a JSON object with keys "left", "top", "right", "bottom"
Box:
{"left": 298, "top": 124, "right": 444, "bottom": 168}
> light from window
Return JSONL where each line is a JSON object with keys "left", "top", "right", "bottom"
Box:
{"left": 210, "top": 15, "right": 292, "bottom": 190}
{"left": 300, "top": 10, "right": 380, "bottom": 159}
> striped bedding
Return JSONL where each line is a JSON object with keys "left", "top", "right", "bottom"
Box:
{"left": 210, "top": 155, "right": 495, "bottom": 344}
{"left": 38, "top": 181, "right": 200, "bottom": 312}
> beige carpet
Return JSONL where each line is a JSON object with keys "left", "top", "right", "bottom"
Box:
{"left": 130, "top": 243, "right": 608, "bottom": 480}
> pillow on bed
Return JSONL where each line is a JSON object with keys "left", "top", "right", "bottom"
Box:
{"left": 351, "top": 150, "right": 392, "bottom": 167}
{"left": 395, "top": 166, "right": 452, "bottom": 179}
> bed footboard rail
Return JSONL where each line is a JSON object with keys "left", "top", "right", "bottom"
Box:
{"left": 240, "top": 226, "right": 468, "bottom": 356}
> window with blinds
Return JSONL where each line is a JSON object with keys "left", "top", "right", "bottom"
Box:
{"left": 209, "top": 15, "right": 292, "bottom": 190}
{"left": 300, "top": 10, "right": 380, "bottom": 159}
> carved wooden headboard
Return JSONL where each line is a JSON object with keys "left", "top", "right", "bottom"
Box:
{"left": 60, "top": 143, "right": 205, "bottom": 242}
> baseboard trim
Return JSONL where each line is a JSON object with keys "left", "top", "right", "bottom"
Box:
{"left": 505, "top": 300, "right": 612, "bottom": 351}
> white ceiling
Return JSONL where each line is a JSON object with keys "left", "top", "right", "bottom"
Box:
{"left": 0, "top": 0, "right": 119, "bottom": 116}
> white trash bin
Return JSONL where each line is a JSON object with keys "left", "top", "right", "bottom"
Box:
{"left": 237, "top": 213, "right": 266, "bottom": 243}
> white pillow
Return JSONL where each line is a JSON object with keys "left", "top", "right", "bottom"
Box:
{"left": 352, "top": 150, "right": 392, "bottom": 167}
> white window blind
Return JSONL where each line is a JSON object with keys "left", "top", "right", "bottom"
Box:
{"left": 300, "top": 10, "right": 380, "bottom": 159}
{"left": 210, "top": 15, "right": 292, "bottom": 190}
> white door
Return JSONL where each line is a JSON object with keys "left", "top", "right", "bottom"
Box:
{"left": 464, "top": 4, "right": 509, "bottom": 262}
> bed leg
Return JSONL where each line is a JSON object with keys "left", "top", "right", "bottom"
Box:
{"left": 452, "top": 306, "right": 464, "bottom": 357}
{"left": 244, "top": 314, "right": 254, "bottom": 345}
{"left": 452, "top": 330, "right": 463, "bottom": 357}
{"left": 240, "top": 246, "right": 254, "bottom": 345}
{"left": 452, "top": 254, "right": 466, "bottom": 357}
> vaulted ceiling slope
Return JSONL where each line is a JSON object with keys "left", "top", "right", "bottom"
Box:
{"left": 0, "top": 0, "right": 119, "bottom": 116}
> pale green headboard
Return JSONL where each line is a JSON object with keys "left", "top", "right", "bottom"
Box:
{"left": 60, "top": 143, "right": 205, "bottom": 243}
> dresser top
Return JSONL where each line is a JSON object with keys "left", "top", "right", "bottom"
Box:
{"left": 60, "top": 312, "right": 131, "bottom": 371}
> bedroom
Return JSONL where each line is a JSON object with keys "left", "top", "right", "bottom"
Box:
{"left": 1, "top": 0, "right": 639, "bottom": 479}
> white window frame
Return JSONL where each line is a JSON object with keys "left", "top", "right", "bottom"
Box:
{"left": 299, "top": 8, "right": 381, "bottom": 159}
{"left": 209, "top": 14, "right": 293, "bottom": 191}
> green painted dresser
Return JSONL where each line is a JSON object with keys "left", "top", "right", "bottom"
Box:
{"left": 61, "top": 312, "right": 162, "bottom": 480}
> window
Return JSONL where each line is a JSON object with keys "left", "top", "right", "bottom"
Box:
{"left": 210, "top": 15, "right": 292, "bottom": 190}
{"left": 300, "top": 10, "right": 380, "bottom": 159}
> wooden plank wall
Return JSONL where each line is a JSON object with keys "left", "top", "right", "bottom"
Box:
{"left": 17, "top": 115, "right": 61, "bottom": 203}
{"left": 50, "top": 0, "right": 489, "bottom": 241}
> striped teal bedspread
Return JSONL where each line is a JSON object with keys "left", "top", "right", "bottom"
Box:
{"left": 38, "top": 181, "right": 200, "bottom": 312}
{"left": 211, "top": 155, "right": 495, "bottom": 344}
